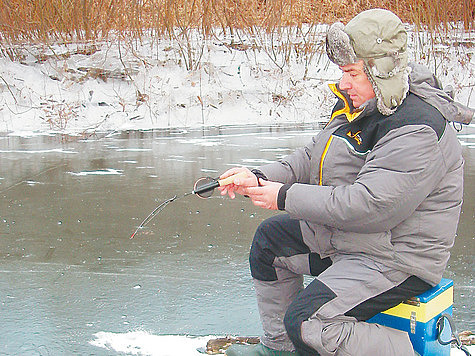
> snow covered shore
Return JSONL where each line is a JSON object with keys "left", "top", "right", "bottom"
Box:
{"left": 0, "top": 25, "right": 473, "bottom": 136}
{"left": 89, "top": 331, "right": 474, "bottom": 355}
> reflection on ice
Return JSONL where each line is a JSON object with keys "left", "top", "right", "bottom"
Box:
{"left": 116, "top": 148, "right": 152, "bottom": 152}
{"left": 68, "top": 168, "right": 123, "bottom": 176}
{"left": 0, "top": 148, "right": 77, "bottom": 154}
{"left": 458, "top": 133, "right": 475, "bottom": 148}
{"left": 26, "top": 181, "right": 44, "bottom": 186}
{"left": 177, "top": 138, "right": 224, "bottom": 146}
{"left": 241, "top": 158, "right": 278, "bottom": 165}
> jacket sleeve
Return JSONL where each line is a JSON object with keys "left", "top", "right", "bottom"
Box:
{"left": 283, "top": 125, "right": 448, "bottom": 233}
{"left": 257, "top": 137, "right": 315, "bottom": 185}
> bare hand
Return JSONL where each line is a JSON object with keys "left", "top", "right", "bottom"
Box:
{"left": 218, "top": 167, "right": 258, "bottom": 199}
{"left": 245, "top": 179, "right": 283, "bottom": 210}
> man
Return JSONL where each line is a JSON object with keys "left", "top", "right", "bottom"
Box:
{"left": 219, "top": 8, "right": 471, "bottom": 356}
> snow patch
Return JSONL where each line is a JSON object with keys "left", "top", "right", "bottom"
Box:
{"left": 89, "top": 331, "right": 213, "bottom": 356}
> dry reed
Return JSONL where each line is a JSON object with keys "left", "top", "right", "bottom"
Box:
{"left": 0, "top": 0, "right": 472, "bottom": 45}
{"left": 0, "top": 0, "right": 473, "bottom": 71}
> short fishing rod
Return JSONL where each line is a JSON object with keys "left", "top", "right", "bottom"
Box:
{"left": 130, "top": 171, "right": 247, "bottom": 239}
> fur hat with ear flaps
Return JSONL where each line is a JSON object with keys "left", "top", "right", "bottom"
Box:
{"left": 326, "top": 9, "right": 410, "bottom": 115}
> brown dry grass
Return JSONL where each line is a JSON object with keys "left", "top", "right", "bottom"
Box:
{"left": 0, "top": 0, "right": 473, "bottom": 45}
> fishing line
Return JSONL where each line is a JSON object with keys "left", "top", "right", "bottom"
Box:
{"left": 130, "top": 194, "right": 181, "bottom": 239}
{"left": 130, "top": 171, "right": 247, "bottom": 239}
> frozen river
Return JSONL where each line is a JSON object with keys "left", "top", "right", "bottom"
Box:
{"left": 0, "top": 124, "right": 473, "bottom": 355}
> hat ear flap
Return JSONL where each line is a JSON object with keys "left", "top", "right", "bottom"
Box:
{"left": 326, "top": 22, "right": 357, "bottom": 66}
{"left": 364, "top": 63, "right": 411, "bottom": 116}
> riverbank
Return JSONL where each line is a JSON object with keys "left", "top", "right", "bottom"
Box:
{"left": 90, "top": 332, "right": 475, "bottom": 355}
{"left": 0, "top": 25, "right": 473, "bottom": 136}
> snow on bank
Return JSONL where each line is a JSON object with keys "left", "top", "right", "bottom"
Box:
{"left": 0, "top": 26, "right": 474, "bottom": 136}
{"left": 89, "top": 331, "right": 474, "bottom": 355}
{"left": 89, "top": 331, "right": 211, "bottom": 355}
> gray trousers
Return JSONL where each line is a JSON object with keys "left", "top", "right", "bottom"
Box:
{"left": 250, "top": 214, "right": 431, "bottom": 356}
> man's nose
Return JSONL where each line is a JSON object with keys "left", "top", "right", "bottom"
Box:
{"left": 339, "top": 73, "right": 351, "bottom": 90}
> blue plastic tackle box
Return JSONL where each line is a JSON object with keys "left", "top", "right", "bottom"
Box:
{"left": 367, "top": 278, "right": 454, "bottom": 356}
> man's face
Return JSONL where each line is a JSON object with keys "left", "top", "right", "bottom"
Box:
{"left": 339, "top": 60, "right": 375, "bottom": 108}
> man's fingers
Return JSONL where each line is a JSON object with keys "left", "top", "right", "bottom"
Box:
{"left": 250, "top": 196, "right": 271, "bottom": 209}
{"left": 219, "top": 167, "right": 248, "bottom": 180}
{"left": 222, "top": 185, "right": 237, "bottom": 199}
{"left": 245, "top": 186, "right": 265, "bottom": 196}
{"left": 234, "top": 176, "right": 255, "bottom": 186}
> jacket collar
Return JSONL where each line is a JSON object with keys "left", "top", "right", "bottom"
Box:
{"left": 328, "top": 83, "right": 378, "bottom": 123}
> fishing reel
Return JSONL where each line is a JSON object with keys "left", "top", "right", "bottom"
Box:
{"left": 192, "top": 177, "right": 220, "bottom": 198}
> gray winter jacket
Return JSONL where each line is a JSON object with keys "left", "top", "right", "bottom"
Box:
{"left": 258, "top": 67, "right": 466, "bottom": 286}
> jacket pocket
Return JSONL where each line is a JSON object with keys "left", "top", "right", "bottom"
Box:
{"left": 330, "top": 229, "right": 395, "bottom": 259}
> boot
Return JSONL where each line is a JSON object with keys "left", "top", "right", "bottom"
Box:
{"left": 225, "top": 343, "right": 297, "bottom": 356}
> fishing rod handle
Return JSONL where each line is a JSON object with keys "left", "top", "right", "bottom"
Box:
{"left": 217, "top": 171, "right": 249, "bottom": 186}
{"left": 193, "top": 180, "right": 220, "bottom": 195}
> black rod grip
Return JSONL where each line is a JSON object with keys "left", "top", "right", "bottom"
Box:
{"left": 193, "top": 180, "right": 220, "bottom": 194}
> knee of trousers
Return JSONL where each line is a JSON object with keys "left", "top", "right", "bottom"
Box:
{"left": 249, "top": 220, "right": 278, "bottom": 281}
{"left": 283, "top": 278, "right": 338, "bottom": 354}
{"left": 284, "top": 308, "right": 336, "bottom": 356}
{"left": 283, "top": 303, "right": 323, "bottom": 355}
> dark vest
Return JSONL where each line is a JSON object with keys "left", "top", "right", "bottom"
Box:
{"left": 332, "top": 94, "right": 446, "bottom": 155}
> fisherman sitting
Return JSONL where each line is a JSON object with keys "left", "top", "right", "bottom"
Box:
{"left": 218, "top": 8, "right": 471, "bottom": 356}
